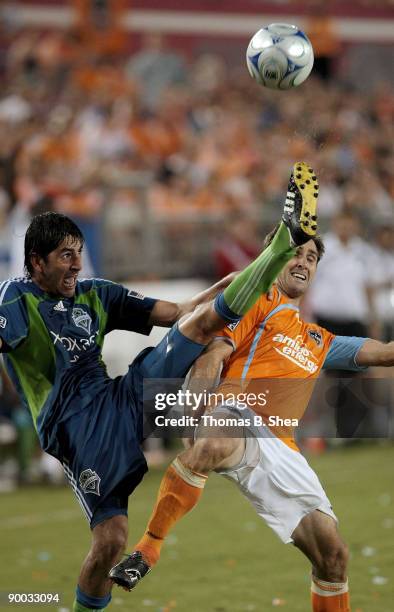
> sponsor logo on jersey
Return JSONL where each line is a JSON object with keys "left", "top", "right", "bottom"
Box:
{"left": 0, "top": 316, "right": 7, "bottom": 328}
{"left": 308, "top": 329, "right": 323, "bottom": 346}
{"left": 72, "top": 307, "right": 92, "bottom": 335}
{"left": 272, "top": 333, "right": 318, "bottom": 374}
{"left": 227, "top": 320, "right": 240, "bottom": 331}
{"left": 128, "top": 290, "right": 145, "bottom": 300}
{"left": 79, "top": 469, "right": 101, "bottom": 496}
{"left": 54, "top": 300, "right": 67, "bottom": 312}
{"left": 50, "top": 330, "right": 98, "bottom": 353}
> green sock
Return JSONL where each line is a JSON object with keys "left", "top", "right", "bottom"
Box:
{"left": 223, "top": 222, "right": 294, "bottom": 315}
{"left": 73, "top": 599, "right": 95, "bottom": 612}
{"left": 73, "top": 600, "right": 106, "bottom": 612}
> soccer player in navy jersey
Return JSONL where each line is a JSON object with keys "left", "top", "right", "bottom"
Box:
{"left": 0, "top": 162, "right": 318, "bottom": 612}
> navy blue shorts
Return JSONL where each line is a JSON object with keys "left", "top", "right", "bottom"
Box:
{"left": 60, "top": 325, "right": 205, "bottom": 528}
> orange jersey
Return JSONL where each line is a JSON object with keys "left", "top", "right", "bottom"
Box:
{"left": 215, "top": 287, "right": 335, "bottom": 449}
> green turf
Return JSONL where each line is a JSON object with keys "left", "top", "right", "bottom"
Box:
{"left": 0, "top": 444, "right": 393, "bottom": 612}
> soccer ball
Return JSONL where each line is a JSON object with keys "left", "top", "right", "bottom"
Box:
{"left": 246, "top": 23, "right": 314, "bottom": 90}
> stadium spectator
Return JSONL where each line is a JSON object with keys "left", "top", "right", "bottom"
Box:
{"left": 372, "top": 222, "right": 394, "bottom": 342}
{"left": 309, "top": 210, "right": 377, "bottom": 337}
{"left": 309, "top": 210, "right": 378, "bottom": 437}
{"left": 125, "top": 32, "right": 187, "bottom": 112}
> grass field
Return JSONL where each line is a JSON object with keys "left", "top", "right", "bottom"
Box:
{"left": 0, "top": 443, "right": 393, "bottom": 612}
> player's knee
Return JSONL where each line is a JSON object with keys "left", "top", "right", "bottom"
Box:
{"left": 91, "top": 519, "right": 128, "bottom": 566}
{"left": 316, "top": 542, "right": 349, "bottom": 582}
{"left": 187, "top": 438, "right": 234, "bottom": 473}
{"left": 93, "top": 537, "right": 126, "bottom": 568}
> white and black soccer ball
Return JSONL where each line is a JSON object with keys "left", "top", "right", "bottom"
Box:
{"left": 246, "top": 23, "right": 314, "bottom": 90}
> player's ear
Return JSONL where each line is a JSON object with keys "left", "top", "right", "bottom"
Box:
{"left": 30, "top": 252, "right": 45, "bottom": 274}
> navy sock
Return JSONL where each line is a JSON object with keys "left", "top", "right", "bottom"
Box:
{"left": 73, "top": 586, "right": 111, "bottom": 611}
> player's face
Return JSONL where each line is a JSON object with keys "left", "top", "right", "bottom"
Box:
{"left": 277, "top": 240, "right": 318, "bottom": 299}
{"left": 32, "top": 236, "right": 83, "bottom": 298}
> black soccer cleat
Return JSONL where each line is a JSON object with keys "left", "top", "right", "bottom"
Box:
{"left": 109, "top": 551, "right": 151, "bottom": 591}
{"left": 282, "top": 161, "right": 319, "bottom": 246}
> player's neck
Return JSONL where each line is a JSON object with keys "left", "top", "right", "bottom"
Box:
{"left": 276, "top": 285, "right": 302, "bottom": 306}
{"left": 31, "top": 277, "right": 56, "bottom": 296}
{"left": 32, "top": 276, "right": 73, "bottom": 299}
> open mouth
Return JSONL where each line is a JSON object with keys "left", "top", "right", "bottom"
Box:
{"left": 291, "top": 271, "right": 307, "bottom": 282}
{"left": 63, "top": 276, "right": 77, "bottom": 290}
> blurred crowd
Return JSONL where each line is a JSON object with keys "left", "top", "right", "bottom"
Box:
{"left": 0, "top": 27, "right": 394, "bottom": 484}
{"left": 0, "top": 29, "right": 392, "bottom": 279}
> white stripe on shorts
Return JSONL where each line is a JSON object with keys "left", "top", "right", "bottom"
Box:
{"left": 63, "top": 462, "right": 92, "bottom": 522}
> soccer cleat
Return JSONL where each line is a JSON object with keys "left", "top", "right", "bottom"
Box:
{"left": 282, "top": 161, "right": 319, "bottom": 246}
{"left": 109, "top": 551, "right": 151, "bottom": 591}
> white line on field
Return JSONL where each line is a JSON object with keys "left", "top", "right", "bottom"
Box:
{"left": 0, "top": 508, "right": 80, "bottom": 529}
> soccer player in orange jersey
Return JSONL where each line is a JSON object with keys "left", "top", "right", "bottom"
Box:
{"left": 110, "top": 227, "right": 394, "bottom": 609}
{"left": 110, "top": 186, "right": 394, "bottom": 612}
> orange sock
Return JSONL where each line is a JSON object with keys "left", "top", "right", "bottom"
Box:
{"left": 311, "top": 576, "right": 350, "bottom": 611}
{"left": 134, "top": 457, "right": 207, "bottom": 566}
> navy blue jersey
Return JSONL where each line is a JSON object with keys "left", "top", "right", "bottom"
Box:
{"left": 0, "top": 277, "right": 157, "bottom": 446}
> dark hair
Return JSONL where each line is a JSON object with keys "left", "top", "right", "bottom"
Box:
{"left": 263, "top": 223, "right": 325, "bottom": 261}
{"left": 24, "top": 212, "right": 84, "bottom": 276}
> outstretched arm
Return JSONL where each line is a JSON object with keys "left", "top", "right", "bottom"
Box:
{"left": 148, "top": 273, "right": 238, "bottom": 327}
{"left": 356, "top": 339, "right": 394, "bottom": 367}
{"left": 184, "top": 337, "right": 234, "bottom": 418}
{"left": 177, "top": 338, "right": 233, "bottom": 451}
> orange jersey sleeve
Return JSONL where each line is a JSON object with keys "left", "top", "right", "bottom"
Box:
{"left": 215, "top": 288, "right": 282, "bottom": 377}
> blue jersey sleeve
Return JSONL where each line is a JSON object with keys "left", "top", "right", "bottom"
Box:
{"left": 94, "top": 281, "right": 157, "bottom": 335}
{"left": 0, "top": 280, "right": 29, "bottom": 352}
{"left": 323, "top": 336, "right": 368, "bottom": 371}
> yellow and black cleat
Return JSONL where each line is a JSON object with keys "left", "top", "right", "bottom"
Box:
{"left": 282, "top": 161, "right": 319, "bottom": 246}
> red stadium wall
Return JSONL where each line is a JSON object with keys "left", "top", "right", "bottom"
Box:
{"left": 14, "top": 0, "right": 394, "bottom": 19}
{"left": 4, "top": 1, "right": 394, "bottom": 45}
